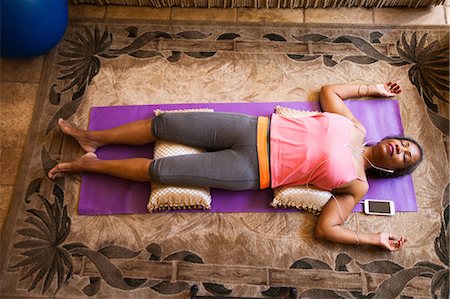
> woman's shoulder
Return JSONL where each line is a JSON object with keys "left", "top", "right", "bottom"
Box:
{"left": 325, "top": 112, "right": 367, "bottom": 137}
{"left": 333, "top": 179, "right": 369, "bottom": 201}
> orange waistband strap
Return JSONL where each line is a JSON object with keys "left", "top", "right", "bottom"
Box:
{"left": 256, "top": 116, "right": 270, "bottom": 189}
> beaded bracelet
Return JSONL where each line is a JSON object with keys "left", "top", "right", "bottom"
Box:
{"left": 358, "top": 85, "right": 369, "bottom": 97}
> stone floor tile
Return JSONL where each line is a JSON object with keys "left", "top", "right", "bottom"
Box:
{"left": 0, "top": 185, "right": 13, "bottom": 234}
{"left": 171, "top": 8, "right": 236, "bottom": 21}
{"left": 237, "top": 8, "right": 303, "bottom": 22}
{"left": 0, "top": 149, "right": 24, "bottom": 186}
{"left": 0, "top": 82, "right": 38, "bottom": 185}
{"left": 304, "top": 7, "right": 373, "bottom": 24}
{"left": 69, "top": 2, "right": 106, "bottom": 18}
{"left": 106, "top": 5, "right": 171, "bottom": 19}
{"left": 374, "top": 6, "right": 446, "bottom": 25}
{"left": 0, "top": 56, "right": 44, "bottom": 83}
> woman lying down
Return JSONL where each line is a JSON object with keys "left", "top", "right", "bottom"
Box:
{"left": 48, "top": 82, "right": 423, "bottom": 251}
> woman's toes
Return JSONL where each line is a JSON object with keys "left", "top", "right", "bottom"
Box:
{"left": 58, "top": 118, "right": 73, "bottom": 135}
{"left": 84, "top": 152, "right": 98, "bottom": 159}
{"left": 48, "top": 163, "right": 70, "bottom": 179}
{"left": 48, "top": 167, "right": 59, "bottom": 179}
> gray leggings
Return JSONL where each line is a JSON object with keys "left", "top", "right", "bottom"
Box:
{"left": 149, "top": 112, "right": 260, "bottom": 190}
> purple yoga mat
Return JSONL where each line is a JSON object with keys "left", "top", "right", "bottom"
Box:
{"left": 78, "top": 100, "right": 417, "bottom": 215}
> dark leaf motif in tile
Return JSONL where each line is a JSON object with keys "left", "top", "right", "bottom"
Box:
{"left": 299, "top": 289, "right": 345, "bottom": 298}
{"left": 409, "top": 65, "right": 439, "bottom": 112}
{"left": 335, "top": 253, "right": 352, "bottom": 272}
{"left": 370, "top": 32, "right": 383, "bottom": 44}
{"left": 261, "top": 287, "right": 292, "bottom": 297}
{"left": 147, "top": 250, "right": 204, "bottom": 295}
{"left": 341, "top": 55, "right": 377, "bottom": 64}
{"left": 11, "top": 195, "right": 73, "bottom": 294}
{"left": 82, "top": 277, "right": 101, "bottom": 296}
{"left": 129, "top": 50, "right": 163, "bottom": 59}
{"left": 99, "top": 53, "right": 120, "bottom": 59}
{"left": 373, "top": 267, "right": 433, "bottom": 299}
{"left": 125, "top": 26, "right": 138, "bottom": 38}
{"left": 40, "top": 147, "right": 63, "bottom": 186}
{"left": 443, "top": 183, "right": 449, "bottom": 211}
{"left": 263, "top": 33, "right": 287, "bottom": 42}
{"left": 427, "top": 108, "right": 449, "bottom": 136}
{"left": 287, "top": 54, "right": 320, "bottom": 62}
{"left": 62, "top": 242, "right": 88, "bottom": 258}
{"left": 24, "top": 178, "right": 42, "bottom": 203}
{"left": 46, "top": 99, "right": 82, "bottom": 134}
{"left": 217, "top": 33, "right": 241, "bottom": 40}
{"left": 434, "top": 221, "right": 448, "bottom": 266}
{"left": 349, "top": 290, "right": 375, "bottom": 298}
{"left": 167, "top": 51, "right": 182, "bottom": 62}
{"left": 151, "top": 281, "right": 190, "bottom": 294}
{"left": 398, "top": 32, "right": 449, "bottom": 114}
{"left": 124, "top": 278, "right": 147, "bottom": 288}
{"left": 98, "top": 245, "right": 141, "bottom": 259}
{"left": 431, "top": 269, "right": 449, "bottom": 299}
{"left": 49, "top": 84, "right": 61, "bottom": 105}
{"left": 53, "top": 183, "right": 65, "bottom": 207}
{"left": 70, "top": 247, "right": 142, "bottom": 290}
{"left": 184, "top": 52, "right": 216, "bottom": 59}
{"left": 163, "top": 250, "right": 204, "bottom": 263}
{"left": 71, "top": 83, "right": 87, "bottom": 102}
{"left": 356, "top": 260, "right": 404, "bottom": 274}
{"left": 333, "top": 35, "right": 402, "bottom": 64}
{"left": 203, "top": 283, "right": 232, "bottom": 296}
{"left": 287, "top": 54, "right": 305, "bottom": 60}
{"left": 414, "top": 261, "right": 444, "bottom": 273}
{"left": 292, "top": 34, "right": 332, "bottom": 42}
{"left": 290, "top": 257, "right": 332, "bottom": 270}
{"left": 323, "top": 55, "right": 338, "bottom": 67}
{"left": 176, "top": 31, "right": 211, "bottom": 39}
{"left": 146, "top": 243, "right": 161, "bottom": 261}
{"left": 108, "top": 31, "right": 171, "bottom": 56}
{"left": 58, "top": 26, "right": 112, "bottom": 93}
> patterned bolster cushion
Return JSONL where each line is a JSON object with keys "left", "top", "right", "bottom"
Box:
{"left": 271, "top": 106, "right": 332, "bottom": 215}
{"left": 147, "top": 108, "right": 214, "bottom": 212}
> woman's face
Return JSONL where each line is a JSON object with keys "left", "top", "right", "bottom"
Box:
{"left": 371, "top": 138, "right": 421, "bottom": 172}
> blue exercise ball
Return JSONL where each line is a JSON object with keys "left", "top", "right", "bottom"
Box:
{"left": 1, "top": 0, "right": 68, "bottom": 59}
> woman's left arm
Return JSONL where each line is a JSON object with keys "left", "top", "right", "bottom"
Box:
{"left": 314, "top": 182, "right": 407, "bottom": 251}
{"left": 319, "top": 82, "right": 402, "bottom": 134}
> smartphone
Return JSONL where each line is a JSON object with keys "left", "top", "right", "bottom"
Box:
{"left": 363, "top": 199, "right": 395, "bottom": 216}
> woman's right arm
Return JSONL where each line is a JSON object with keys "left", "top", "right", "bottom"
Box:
{"left": 314, "top": 183, "right": 407, "bottom": 251}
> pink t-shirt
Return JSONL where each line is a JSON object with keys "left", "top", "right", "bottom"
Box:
{"left": 270, "top": 112, "right": 358, "bottom": 191}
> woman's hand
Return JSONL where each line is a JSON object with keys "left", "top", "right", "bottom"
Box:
{"left": 371, "top": 82, "right": 402, "bottom": 97}
{"left": 378, "top": 232, "right": 407, "bottom": 251}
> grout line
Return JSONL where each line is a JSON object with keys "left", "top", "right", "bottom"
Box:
{"left": 103, "top": 5, "right": 108, "bottom": 19}
{"left": 0, "top": 79, "right": 39, "bottom": 84}
{"left": 442, "top": 6, "right": 448, "bottom": 25}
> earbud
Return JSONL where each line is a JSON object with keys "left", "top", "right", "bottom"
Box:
{"left": 372, "top": 165, "right": 394, "bottom": 174}
{"left": 362, "top": 153, "right": 395, "bottom": 174}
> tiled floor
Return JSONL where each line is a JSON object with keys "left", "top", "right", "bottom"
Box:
{"left": 0, "top": 3, "right": 448, "bottom": 233}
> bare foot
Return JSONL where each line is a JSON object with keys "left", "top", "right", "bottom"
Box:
{"left": 58, "top": 118, "right": 103, "bottom": 152}
{"left": 48, "top": 152, "right": 99, "bottom": 179}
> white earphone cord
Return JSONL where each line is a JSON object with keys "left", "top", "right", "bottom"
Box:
{"left": 305, "top": 146, "right": 348, "bottom": 224}
{"left": 305, "top": 141, "right": 393, "bottom": 224}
